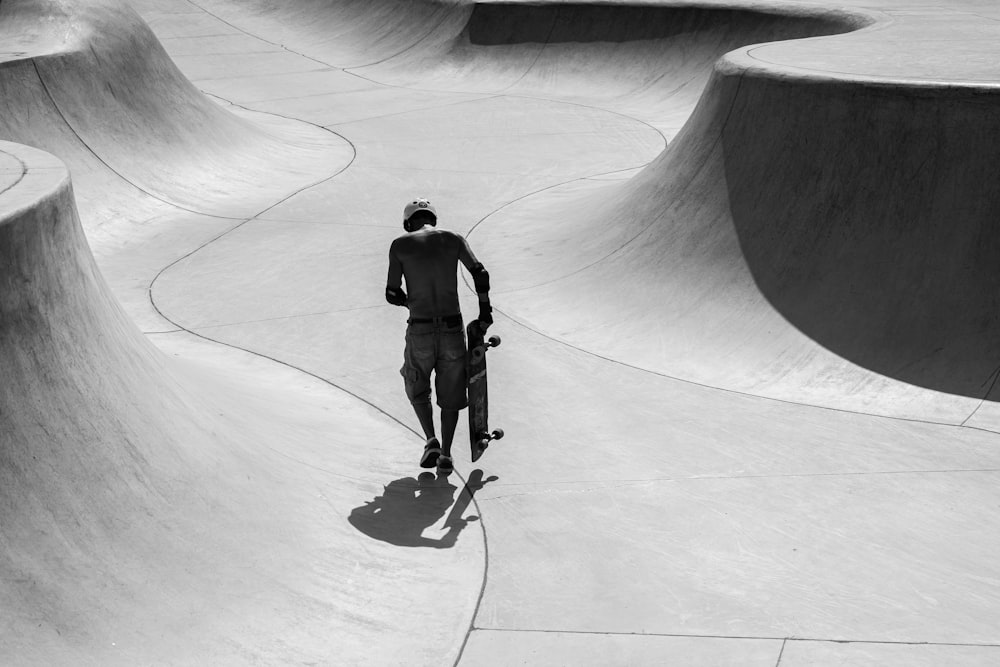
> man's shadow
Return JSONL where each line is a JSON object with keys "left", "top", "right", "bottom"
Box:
{"left": 348, "top": 469, "right": 497, "bottom": 548}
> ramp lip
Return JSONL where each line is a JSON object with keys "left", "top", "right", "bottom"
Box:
{"left": 0, "top": 141, "right": 69, "bottom": 228}
{"left": 0, "top": 0, "right": 86, "bottom": 64}
{"left": 733, "top": 47, "right": 1000, "bottom": 91}
{"left": 720, "top": 7, "right": 1000, "bottom": 92}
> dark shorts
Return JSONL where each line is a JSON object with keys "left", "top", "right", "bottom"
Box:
{"left": 400, "top": 321, "right": 468, "bottom": 410}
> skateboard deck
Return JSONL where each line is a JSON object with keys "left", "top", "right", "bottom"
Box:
{"left": 466, "top": 320, "right": 503, "bottom": 462}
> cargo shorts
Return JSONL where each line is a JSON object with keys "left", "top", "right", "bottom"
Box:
{"left": 400, "top": 320, "right": 468, "bottom": 410}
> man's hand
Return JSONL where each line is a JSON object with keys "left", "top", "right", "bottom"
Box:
{"left": 478, "top": 303, "right": 493, "bottom": 329}
{"left": 385, "top": 286, "right": 408, "bottom": 307}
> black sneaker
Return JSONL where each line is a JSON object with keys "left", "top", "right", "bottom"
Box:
{"left": 437, "top": 455, "right": 454, "bottom": 474}
{"left": 420, "top": 438, "right": 441, "bottom": 469}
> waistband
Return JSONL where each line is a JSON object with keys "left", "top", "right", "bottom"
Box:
{"left": 407, "top": 314, "right": 462, "bottom": 327}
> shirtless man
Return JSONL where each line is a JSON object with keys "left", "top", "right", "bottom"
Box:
{"left": 385, "top": 198, "right": 492, "bottom": 474}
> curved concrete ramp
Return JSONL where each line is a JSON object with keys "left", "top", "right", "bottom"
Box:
{"left": 485, "top": 55, "right": 1000, "bottom": 421}
{"left": 4, "top": 0, "right": 1000, "bottom": 664}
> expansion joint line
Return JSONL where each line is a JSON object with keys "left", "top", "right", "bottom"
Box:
{"left": 145, "top": 85, "right": 356, "bottom": 281}
{"left": 473, "top": 627, "right": 1000, "bottom": 649}
{"left": 961, "top": 361, "right": 1000, "bottom": 428}
{"left": 775, "top": 638, "right": 787, "bottom": 666}
{"left": 0, "top": 150, "right": 28, "bottom": 198}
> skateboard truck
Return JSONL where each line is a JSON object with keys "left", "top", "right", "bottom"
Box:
{"left": 474, "top": 426, "right": 504, "bottom": 460}
{"left": 469, "top": 334, "right": 501, "bottom": 364}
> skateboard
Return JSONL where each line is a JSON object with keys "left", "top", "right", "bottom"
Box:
{"left": 466, "top": 320, "right": 503, "bottom": 462}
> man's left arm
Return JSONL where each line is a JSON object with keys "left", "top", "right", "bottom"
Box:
{"left": 385, "top": 242, "right": 408, "bottom": 307}
{"left": 458, "top": 235, "right": 492, "bottom": 327}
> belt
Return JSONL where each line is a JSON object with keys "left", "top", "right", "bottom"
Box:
{"left": 407, "top": 314, "right": 462, "bottom": 327}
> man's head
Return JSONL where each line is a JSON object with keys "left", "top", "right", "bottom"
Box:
{"left": 403, "top": 198, "right": 437, "bottom": 232}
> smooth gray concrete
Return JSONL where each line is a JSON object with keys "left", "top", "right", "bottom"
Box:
{"left": 3, "top": 0, "right": 1000, "bottom": 664}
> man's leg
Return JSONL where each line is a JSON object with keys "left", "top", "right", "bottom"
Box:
{"left": 413, "top": 402, "right": 436, "bottom": 441}
{"left": 401, "top": 325, "right": 440, "bottom": 468}
{"left": 440, "top": 409, "right": 459, "bottom": 457}
{"left": 435, "top": 324, "right": 469, "bottom": 465}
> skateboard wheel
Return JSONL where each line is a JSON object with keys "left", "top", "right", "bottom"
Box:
{"left": 477, "top": 440, "right": 490, "bottom": 452}
{"left": 487, "top": 335, "right": 501, "bottom": 348}
{"left": 492, "top": 428, "right": 504, "bottom": 440}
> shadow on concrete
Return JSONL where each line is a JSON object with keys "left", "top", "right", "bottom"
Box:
{"left": 467, "top": 3, "right": 860, "bottom": 47}
{"left": 349, "top": 469, "right": 497, "bottom": 548}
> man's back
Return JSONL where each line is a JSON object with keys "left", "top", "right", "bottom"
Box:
{"left": 388, "top": 228, "right": 476, "bottom": 319}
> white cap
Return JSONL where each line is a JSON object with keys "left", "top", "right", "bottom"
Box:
{"left": 403, "top": 198, "right": 437, "bottom": 221}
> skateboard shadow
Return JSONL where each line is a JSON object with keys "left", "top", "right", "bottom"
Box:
{"left": 348, "top": 470, "right": 497, "bottom": 549}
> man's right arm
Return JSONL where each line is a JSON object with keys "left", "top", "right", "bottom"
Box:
{"left": 385, "top": 241, "right": 408, "bottom": 307}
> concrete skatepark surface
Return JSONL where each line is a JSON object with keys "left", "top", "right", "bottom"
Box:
{"left": 3, "top": 0, "right": 1000, "bottom": 664}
